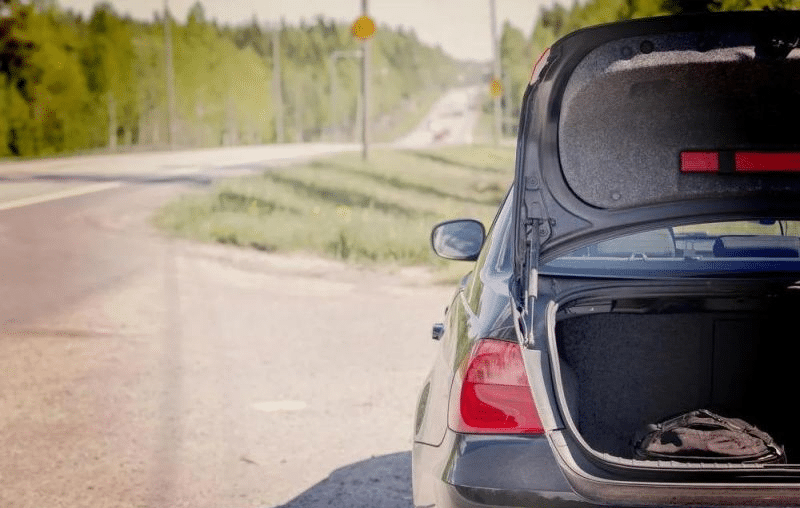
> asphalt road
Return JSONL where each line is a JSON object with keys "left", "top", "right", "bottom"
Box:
{"left": 0, "top": 88, "right": 481, "bottom": 508}
{"left": 394, "top": 86, "right": 481, "bottom": 148}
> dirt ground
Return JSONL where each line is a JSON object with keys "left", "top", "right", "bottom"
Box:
{"left": 0, "top": 183, "right": 457, "bottom": 508}
{"left": 0, "top": 88, "right": 485, "bottom": 507}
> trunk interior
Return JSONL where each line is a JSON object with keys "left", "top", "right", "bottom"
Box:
{"left": 554, "top": 288, "right": 800, "bottom": 463}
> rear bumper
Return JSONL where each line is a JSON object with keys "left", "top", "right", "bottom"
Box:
{"left": 436, "top": 483, "right": 593, "bottom": 508}
{"left": 413, "top": 429, "right": 800, "bottom": 508}
{"left": 413, "top": 429, "right": 590, "bottom": 508}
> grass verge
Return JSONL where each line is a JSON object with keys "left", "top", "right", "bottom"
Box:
{"left": 154, "top": 144, "right": 516, "bottom": 274}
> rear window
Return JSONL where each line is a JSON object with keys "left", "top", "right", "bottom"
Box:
{"left": 543, "top": 220, "right": 800, "bottom": 277}
{"left": 558, "top": 31, "right": 800, "bottom": 209}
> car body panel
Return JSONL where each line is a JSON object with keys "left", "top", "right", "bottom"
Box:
{"left": 414, "top": 11, "right": 800, "bottom": 508}
{"left": 414, "top": 194, "right": 516, "bottom": 448}
{"left": 414, "top": 274, "right": 800, "bottom": 508}
{"left": 413, "top": 431, "right": 582, "bottom": 508}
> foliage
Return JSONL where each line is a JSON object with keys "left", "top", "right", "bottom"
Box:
{"left": 0, "top": 0, "right": 458, "bottom": 157}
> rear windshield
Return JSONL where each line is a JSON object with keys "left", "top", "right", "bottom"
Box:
{"left": 559, "top": 31, "right": 800, "bottom": 209}
{"left": 543, "top": 220, "right": 800, "bottom": 277}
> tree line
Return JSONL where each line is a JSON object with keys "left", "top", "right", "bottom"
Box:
{"left": 498, "top": 0, "right": 800, "bottom": 133}
{"left": 0, "top": 0, "right": 459, "bottom": 157}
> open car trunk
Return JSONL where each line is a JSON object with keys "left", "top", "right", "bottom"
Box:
{"left": 554, "top": 287, "right": 800, "bottom": 464}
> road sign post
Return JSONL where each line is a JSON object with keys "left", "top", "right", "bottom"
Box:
{"left": 352, "top": 4, "right": 375, "bottom": 161}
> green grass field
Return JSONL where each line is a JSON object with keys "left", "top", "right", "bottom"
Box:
{"left": 154, "top": 145, "right": 516, "bottom": 270}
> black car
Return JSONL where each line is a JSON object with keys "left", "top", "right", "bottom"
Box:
{"left": 413, "top": 11, "right": 800, "bottom": 508}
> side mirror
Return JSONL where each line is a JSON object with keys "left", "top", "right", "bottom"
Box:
{"left": 431, "top": 219, "right": 485, "bottom": 261}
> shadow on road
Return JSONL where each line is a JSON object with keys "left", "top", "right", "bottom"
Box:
{"left": 275, "top": 451, "right": 413, "bottom": 508}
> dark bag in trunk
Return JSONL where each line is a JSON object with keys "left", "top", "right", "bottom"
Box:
{"left": 634, "top": 409, "right": 786, "bottom": 463}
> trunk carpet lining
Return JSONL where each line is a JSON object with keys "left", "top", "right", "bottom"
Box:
{"left": 556, "top": 312, "right": 793, "bottom": 459}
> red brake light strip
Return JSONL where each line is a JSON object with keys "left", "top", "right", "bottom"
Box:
{"left": 682, "top": 151, "right": 800, "bottom": 173}
{"left": 736, "top": 152, "right": 800, "bottom": 172}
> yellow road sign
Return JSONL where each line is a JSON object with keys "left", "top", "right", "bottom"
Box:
{"left": 352, "top": 15, "right": 376, "bottom": 40}
{"left": 490, "top": 79, "right": 503, "bottom": 98}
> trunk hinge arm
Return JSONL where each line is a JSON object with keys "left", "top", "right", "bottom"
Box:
{"left": 523, "top": 174, "right": 553, "bottom": 245}
{"left": 520, "top": 175, "right": 555, "bottom": 346}
{"left": 520, "top": 217, "right": 540, "bottom": 348}
{"left": 519, "top": 177, "right": 553, "bottom": 347}
{"left": 525, "top": 217, "right": 542, "bottom": 299}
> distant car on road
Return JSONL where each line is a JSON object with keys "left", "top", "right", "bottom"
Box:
{"left": 413, "top": 11, "right": 800, "bottom": 508}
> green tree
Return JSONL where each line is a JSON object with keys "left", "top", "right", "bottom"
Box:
{"left": 0, "top": 1, "right": 459, "bottom": 157}
{"left": 500, "top": 21, "right": 529, "bottom": 127}
{"left": 0, "top": 0, "right": 42, "bottom": 155}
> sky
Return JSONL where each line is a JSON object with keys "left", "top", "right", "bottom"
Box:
{"left": 55, "top": 0, "right": 565, "bottom": 61}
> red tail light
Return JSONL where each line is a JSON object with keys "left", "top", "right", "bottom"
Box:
{"left": 448, "top": 338, "right": 544, "bottom": 434}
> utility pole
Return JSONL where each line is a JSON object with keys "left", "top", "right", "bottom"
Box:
{"left": 329, "top": 58, "right": 339, "bottom": 141}
{"left": 164, "top": 0, "right": 177, "bottom": 149}
{"left": 272, "top": 25, "right": 285, "bottom": 144}
{"left": 503, "top": 72, "right": 511, "bottom": 136}
{"left": 329, "top": 49, "right": 363, "bottom": 142}
{"left": 360, "top": 0, "right": 370, "bottom": 160}
{"left": 489, "top": 0, "right": 501, "bottom": 145}
{"left": 294, "top": 80, "right": 304, "bottom": 142}
{"left": 107, "top": 92, "right": 117, "bottom": 151}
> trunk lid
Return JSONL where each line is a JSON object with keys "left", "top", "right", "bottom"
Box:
{"left": 513, "top": 11, "right": 800, "bottom": 270}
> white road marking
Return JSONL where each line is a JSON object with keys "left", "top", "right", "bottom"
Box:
{"left": 251, "top": 400, "right": 307, "bottom": 413}
{"left": 0, "top": 182, "right": 123, "bottom": 212}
